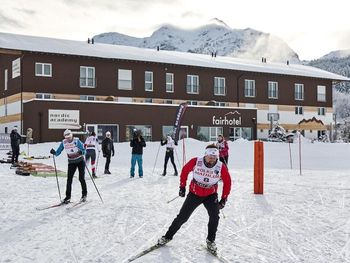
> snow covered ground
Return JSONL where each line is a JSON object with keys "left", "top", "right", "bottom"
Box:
{"left": 0, "top": 139, "right": 349, "bottom": 263}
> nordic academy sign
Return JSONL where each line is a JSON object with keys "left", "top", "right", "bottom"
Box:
{"left": 48, "top": 109, "right": 81, "bottom": 129}
{"left": 212, "top": 111, "right": 242, "bottom": 126}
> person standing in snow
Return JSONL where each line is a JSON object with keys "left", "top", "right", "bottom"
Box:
{"left": 216, "top": 134, "right": 229, "bottom": 165}
{"left": 158, "top": 144, "right": 232, "bottom": 254}
{"left": 10, "top": 126, "right": 21, "bottom": 165}
{"left": 102, "top": 131, "right": 114, "bottom": 174}
{"left": 160, "top": 135, "right": 178, "bottom": 176}
{"left": 84, "top": 131, "right": 100, "bottom": 178}
{"left": 50, "top": 129, "right": 87, "bottom": 203}
{"left": 130, "top": 129, "right": 146, "bottom": 178}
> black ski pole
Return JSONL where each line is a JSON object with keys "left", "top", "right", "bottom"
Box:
{"left": 152, "top": 143, "right": 161, "bottom": 175}
{"left": 85, "top": 162, "right": 104, "bottom": 203}
{"left": 95, "top": 150, "right": 100, "bottom": 175}
{"left": 52, "top": 154, "right": 62, "bottom": 201}
{"left": 167, "top": 196, "right": 179, "bottom": 204}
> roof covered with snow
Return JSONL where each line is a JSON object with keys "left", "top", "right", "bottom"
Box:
{"left": 0, "top": 32, "right": 349, "bottom": 81}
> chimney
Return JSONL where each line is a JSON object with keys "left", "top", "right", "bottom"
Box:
{"left": 157, "top": 46, "right": 160, "bottom": 51}
{"left": 87, "top": 38, "right": 90, "bottom": 44}
{"left": 262, "top": 57, "right": 264, "bottom": 63}
{"left": 214, "top": 51, "right": 217, "bottom": 57}
{"left": 91, "top": 38, "right": 94, "bottom": 44}
{"left": 287, "top": 60, "right": 289, "bottom": 65}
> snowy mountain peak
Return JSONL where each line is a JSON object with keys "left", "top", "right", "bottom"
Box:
{"left": 320, "top": 49, "right": 350, "bottom": 60}
{"left": 93, "top": 21, "right": 300, "bottom": 63}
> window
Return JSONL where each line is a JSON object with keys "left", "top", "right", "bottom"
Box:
{"left": 36, "top": 93, "right": 52, "bottom": 99}
{"left": 295, "top": 106, "right": 303, "bottom": 115}
{"left": 244, "top": 79, "right": 255, "bottom": 97}
{"left": 165, "top": 100, "right": 173, "bottom": 104}
{"left": 145, "top": 71, "right": 153, "bottom": 91}
{"left": 215, "top": 102, "right": 226, "bottom": 107}
{"left": 35, "top": 63, "right": 52, "bottom": 77}
{"left": 4, "top": 69, "right": 8, "bottom": 91}
{"left": 318, "top": 107, "right": 326, "bottom": 116}
{"left": 197, "top": 127, "right": 223, "bottom": 142}
{"left": 187, "top": 100, "right": 198, "bottom": 105}
{"left": 187, "top": 75, "right": 199, "bottom": 94}
{"left": 118, "top": 69, "right": 132, "bottom": 90}
{"left": 295, "top": 84, "right": 304, "bottom": 100}
{"left": 166, "top": 73, "right": 174, "bottom": 92}
{"left": 317, "top": 85, "right": 326, "bottom": 102}
{"left": 214, "top": 77, "right": 226, "bottom": 95}
{"left": 126, "top": 125, "right": 152, "bottom": 141}
{"left": 268, "top": 81, "right": 278, "bottom": 99}
{"left": 229, "top": 127, "right": 252, "bottom": 141}
{"left": 144, "top": 98, "right": 153, "bottom": 103}
{"left": 80, "top": 66, "right": 95, "bottom": 88}
{"left": 80, "top": 95, "right": 96, "bottom": 101}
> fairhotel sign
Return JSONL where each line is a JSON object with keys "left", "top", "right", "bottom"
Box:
{"left": 212, "top": 111, "right": 242, "bottom": 126}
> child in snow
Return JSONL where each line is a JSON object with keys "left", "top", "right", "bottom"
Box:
{"left": 160, "top": 134, "right": 178, "bottom": 176}
{"left": 158, "top": 144, "right": 232, "bottom": 254}
{"left": 84, "top": 131, "right": 100, "bottom": 178}
{"left": 50, "top": 129, "right": 87, "bottom": 203}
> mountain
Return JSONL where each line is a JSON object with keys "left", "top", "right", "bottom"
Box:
{"left": 94, "top": 19, "right": 300, "bottom": 63}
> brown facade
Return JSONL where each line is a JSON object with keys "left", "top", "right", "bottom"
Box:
{"left": 23, "top": 100, "right": 257, "bottom": 143}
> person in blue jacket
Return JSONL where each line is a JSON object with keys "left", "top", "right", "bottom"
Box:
{"left": 50, "top": 129, "right": 87, "bottom": 203}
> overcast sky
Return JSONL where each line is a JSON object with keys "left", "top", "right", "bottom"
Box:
{"left": 1, "top": 0, "right": 350, "bottom": 60}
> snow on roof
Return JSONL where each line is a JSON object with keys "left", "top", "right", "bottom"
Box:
{"left": 1, "top": 32, "right": 349, "bottom": 81}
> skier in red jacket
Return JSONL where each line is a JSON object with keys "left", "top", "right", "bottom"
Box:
{"left": 216, "top": 134, "right": 229, "bottom": 165}
{"left": 158, "top": 144, "right": 232, "bottom": 253}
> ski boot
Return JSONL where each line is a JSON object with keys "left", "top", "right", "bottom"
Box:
{"left": 174, "top": 171, "right": 178, "bottom": 176}
{"left": 161, "top": 171, "right": 166, "bottom": 176}
{"left": 206, "top": 239, "right": 217, "bottom": 254}
{"left": 80, "top": 195, "right": 87, "bottom": 203}
{"left": 157, "top": 236, "right": 171, "bottom": 246}
{"left": 92, "top": 172, "right": 97, "bottom": 178}
{"left": 62, "top": 197, "right": 71, "bottom": 204}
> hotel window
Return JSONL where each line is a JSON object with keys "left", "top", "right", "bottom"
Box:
{"left": 187, "top": 100, "right": 198, "bottom": 106}
{"left": 197, "top": 127, "right": 223, "bottom": 142}
{"left": 126, "top": 125, "right": 152, "bottom": 141}
{"left": 214, "top": 77, "right": 226, "bottom": 95}
{"left": 118, "top": 69, "right": 132, "bottom": 90}
{"left": 229, "top": 127, "right": 252, "bottom": 141}
{"left": 36, "top": 93, "right": 52, "bottom": 99}
{"left": 215, "top": 102, "right": 226, "bottom": 107}
{"left": 4, "top": 69, "right": 8, "bottom": 90}
{"left": 35, "top": 63, "right": 52, "bottom": 77}
{"left": 318, "top": 107, "right": 326, "bottom": 116}
{"left": 244, "top": 79, "right": 255, "bottom": 97}
{"left": 295, "top": 106, "right": 303, "bottom": 115}
{"left": 165, "top": 100, "right": 173, "bottom": 104}
{"left": 268, "top": 81, "right": 278, "bottom": 99}
{"left": 187, "top": 75, "right": 199, "bottom": 94}
{"left": 80, "top": 95, "right": 96, "bottom": 101}
{"left": 166, "top": 73, "right": 174, "bottom": 93}
{"left": 80, "top": 66, "right": 95, "bottom": 88}
{"left": 145, "top": 71, "right": 153, "bottom": 91}
{"left": 144, "top": 98, "right": 153, "bottom": 103}
{"left": 317, "top": 85, "right": 326, "bottom": 102}
{"left": 295, "top": 84, "right": 304, "bottom": 100}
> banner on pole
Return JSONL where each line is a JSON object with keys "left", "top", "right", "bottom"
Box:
{"left": 172, "top": 102, "right": 188, "bottom": 142}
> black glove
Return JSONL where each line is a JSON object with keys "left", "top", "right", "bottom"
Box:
{"left": 175, "top": 141, "right": 178, "bottom": 146}
{"left": 179, "top": 187, "right": 186, "bottom": 197}
{"left": 218, "top": 198, "right": 226, "bottom": 209}
{"left": 112, "top": 152, "right": 115, "bottom": 157}
{"left": 50, "top": 148, "right": 56, "bottom": 155}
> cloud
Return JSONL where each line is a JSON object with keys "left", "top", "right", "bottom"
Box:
{"left": 0, "top": 11, "right": 22, "bottom": 29}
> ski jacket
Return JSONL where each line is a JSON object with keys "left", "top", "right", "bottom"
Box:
{"left": 216, "top": 140, "right": 229, "bottom": 158}
{"left": 130, "top": 136, "right": 146, "bottom": 155}
{"left": 84, "top": 135, "right": 100, "bottom": 152}
{"left": 54, "top": 137, "right": 85, "bottom": 164}
{"left": 10, "top": 131, "right": 21, "bottom": 147}
{"left": 180, "top": 157, "right": 231, "bottom": 199}
{"left": 102, "top": 137, "right": 114, "bottom": 156}
{"left": 161, "top": 136, "right": 177, "bottom": 151}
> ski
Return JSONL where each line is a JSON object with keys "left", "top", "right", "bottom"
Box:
{"left": 35, "top": 202, "right": 71, "bottom": 211}
{"left": 202, "top": 245, "right": 230, "bottom": 263}
{"left": 66, "top": 200, "right": 90, "bottom": 210}
{"left": 127, "top": 243, "right": 164, "bottom": 262}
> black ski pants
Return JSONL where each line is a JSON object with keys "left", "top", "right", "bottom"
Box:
{"left": 163, "top": 149, "right": 177, "bottom": 174}
{"left": 104, "top": 154, "right": 111, "bottom": 171}
{"left": 165, "top": 192, "right": 220, "bottom": 242}
{"left": 11, "top": 145, "right": 19, "bottom": 164}
{"left": 65, "top": 159, "right": 87, "bottom": 199}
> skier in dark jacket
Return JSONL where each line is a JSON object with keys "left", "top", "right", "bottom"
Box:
{"left": 102, "top": 131, "right": 114, "bottom": 174}
{"left": 130, "top": 129, "right": 146, "bottom": 178}
{"left": 50, "top": 129, "right": 87, "bottom": 204}
{"left": 10, "top": 127, "right": 21, "bottom": 164}
{"left": 160, "top": 135, "right": 178, "bottom": 176}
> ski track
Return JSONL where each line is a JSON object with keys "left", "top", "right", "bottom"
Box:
{"left": 1, "top": 141, "right": 350, "bottom": 262}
